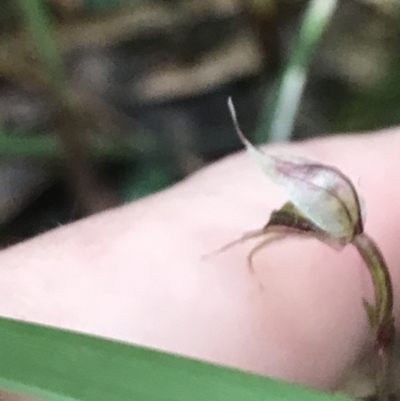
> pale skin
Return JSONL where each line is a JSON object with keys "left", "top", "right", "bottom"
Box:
{"left": 1, "top": 128, "right": 400, "bottom": 401}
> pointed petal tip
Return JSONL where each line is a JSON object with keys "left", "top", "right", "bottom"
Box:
{"left": 227, "top": 97, "right": 253, "bottom": 149}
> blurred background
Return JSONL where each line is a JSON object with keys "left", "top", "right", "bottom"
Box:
{"left": 2, "top": 2, "right": 400, "bottom": 400}
{"left": 0, "top": 0, "right": 400, "bottom": 248}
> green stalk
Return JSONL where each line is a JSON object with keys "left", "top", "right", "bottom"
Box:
{"left": 16, "top": 0, "right": 65, "bottom": 91}
{"left": 353, "top": 233, "right": 395, "bottom": 401}
{"left": 256, "top": 0, "right": 338, "bottom": 143}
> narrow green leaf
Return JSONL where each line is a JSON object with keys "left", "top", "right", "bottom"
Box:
{"left": 0, "top": 317, "right": 353, "bottom": 401}
{"left": 0, "top": 130, "right": 141, "bottom": 160}
{"left": 256, "top": 0, "right": 338, "bottom": 143}
{"left": 16, "top": 0, "right": 66, "bottom": 91}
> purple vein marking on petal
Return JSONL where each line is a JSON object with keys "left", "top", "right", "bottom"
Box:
{"left": 227, "top": 97, "right": 363, "bottom": 237}
{"left": 274, "top": 158, "right": 364, "bottom": 236}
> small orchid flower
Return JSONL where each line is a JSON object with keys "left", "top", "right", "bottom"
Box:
{"left": 217, "top": 98, "right": 395, "bottom": 401}
{"left": 228, "top": 97, "right": 366, "bottom": 245}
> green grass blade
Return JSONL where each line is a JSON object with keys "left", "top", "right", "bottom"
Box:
{"left": 0, "top": 317, "right": 353, "bottom": 401}
{"left": 256, "top": 0, "right": 338, "bottom": 143}
{"left": 16, "top": 0, "right": 66, "bottom": 91}
{"left": 0, "top": 131, "right": 141, "bottom": 160}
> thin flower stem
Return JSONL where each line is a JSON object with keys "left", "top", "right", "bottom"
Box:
{"left": 353, "top": 233, "right": 395, "bottom": 401}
